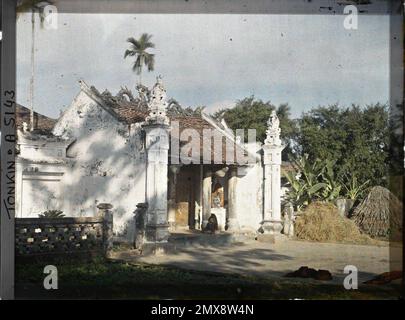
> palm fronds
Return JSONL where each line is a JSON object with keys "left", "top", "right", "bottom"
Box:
{"left": 124, "top": 33, "right": 155, "bottom": 81}
{"left": 38, "top": 210, "right": 65, "bottom": 218}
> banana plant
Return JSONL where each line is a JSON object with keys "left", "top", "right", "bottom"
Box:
{"left": 341, "top": 173, "right": 370, "bottom": 201}
{"left": 292, "top": 154, "right": 324, "bottom": 188}
{"left": 320, "top": 159, "right": 342, "bottom": 201}
{"left": 284, "top": 167, "right": 327, "bottom": 211}
{"left": 284, "top": 171, "right": 307, "bottom": 210}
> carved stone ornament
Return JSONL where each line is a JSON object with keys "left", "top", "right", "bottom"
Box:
{"left": 145, "top": 76, "right": 169, "bottom": 125}
{"left": 264, "top": 110, "right": 282, "bottom": 146}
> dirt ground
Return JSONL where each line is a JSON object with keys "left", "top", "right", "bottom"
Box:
{"left": 111, "top": 238, "right": 403, "bottom": 286}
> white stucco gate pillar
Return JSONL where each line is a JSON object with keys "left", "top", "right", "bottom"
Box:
{"left": 142, "top": 77, "right": 171, "bottom": 243}
{"left": 202, "top": 168, "right": 212, "bottom": 229}
{"left": 226, "top": 166, "right": 239, "bottom": 231}
{"left": 168, "top": 165, "right": 181, "bottom": 230}
{"left": 261, "top": 111, "right": 285, "bottom": 234}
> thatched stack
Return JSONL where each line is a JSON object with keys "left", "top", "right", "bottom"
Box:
{"left": 351, "top": 186, "right": 403, "bottom": 239}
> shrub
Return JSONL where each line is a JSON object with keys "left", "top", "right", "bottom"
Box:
{"left": 284, "top": 154, "right": 344, "bottom": 210}
{"left": 38, "top": 210, "right": 65, "bottom": 218}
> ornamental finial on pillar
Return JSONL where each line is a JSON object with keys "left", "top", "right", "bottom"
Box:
{"left": 145, "top": 75, "right": 169, "bottom": 125}
{"left": 261, "top": 110, "right": 284, "bottom": 237}
{"left": 264, "top": 110, "right": 281, "bottom": 146}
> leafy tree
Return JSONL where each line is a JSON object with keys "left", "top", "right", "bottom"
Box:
{"left": 388, "top": 103, "right": 404, "bottom": 200}
{"left": 389, "top": 103, "right": 404, "bottom": 174}
{"left": 214, "top": 99, "right": 389, "bottom": 188}
{"left": 124, "top": 33, "right": 155, "bottom": 85}
{"left": 213, "top": 96, "right": 297, "bottom": 158}
{"left": 295, "top": 104, "right": 389, "bottom": 187}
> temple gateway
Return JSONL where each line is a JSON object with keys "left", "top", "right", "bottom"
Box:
{"left": 15, "top": 78, "right": 286, "bottom": 244}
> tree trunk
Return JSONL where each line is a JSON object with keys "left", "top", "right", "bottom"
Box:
{"left": 29, "top": 9, "right": 35, "bottom": 131}
{"left": 139, "top": 57, "right": 143, "bottom": 86}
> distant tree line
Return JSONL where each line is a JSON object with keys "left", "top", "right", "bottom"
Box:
{"left": 213, "top": 97, "right": 402, "bottom": 192}
{"left": 119, "top": 32, "right": 401, "bottom": 195}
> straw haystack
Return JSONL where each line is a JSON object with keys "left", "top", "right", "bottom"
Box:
{"left": 351, "top": 186, "right": 403, "bottom": 239}
{"left": 294, "top": 202, "right": 374, "bottom": 244}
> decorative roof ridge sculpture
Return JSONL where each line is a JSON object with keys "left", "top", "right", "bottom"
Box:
{"left": 264, "top": 110, "right": 282, "bottom": 146}
{"left": 167, "top": 99, "right": 205, "bottom": 117}
{"left": 145, "top": 75, "right": 170, "bottom": 125}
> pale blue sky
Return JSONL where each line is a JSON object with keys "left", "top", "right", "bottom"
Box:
{"left": 17, "top": 13, "right": 389, "bottom": 119}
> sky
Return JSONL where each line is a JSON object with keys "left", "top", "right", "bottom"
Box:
{"left": 16, "top": 13, "right": 389, "bottom": 119}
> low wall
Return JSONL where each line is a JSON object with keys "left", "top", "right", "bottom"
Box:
{"left": 15, "top": 203, "right": 113, "bottom": 260}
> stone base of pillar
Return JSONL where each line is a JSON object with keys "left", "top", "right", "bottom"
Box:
{"left": 168, "top": 221, "right": 176, "bottom": 232}
{"left": 225, "top": 218, "right": 240, "bottom": 232}
{"left": 145, "top": 224, "right": 170, "bottom": 243}
{"left": 255, "top": 233, "right": 288, "bottom": 244}
{"left": 260, "top": 219, "right": 283, "bottom": 235}
{"left": 168, "top": 199, "right": 176, "bottom": 231}
{"left": 141, "top": 242, "right": 176, "bottom": 256}
{"left": 140, "top": 242, "right": 176, "bottom": 255}
{"left": 201, "top": 219, "right": 209, "bottom": 229}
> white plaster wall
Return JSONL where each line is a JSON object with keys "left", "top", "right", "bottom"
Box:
{"left": 55, "top": 91, "right": 147, "bottom": 241}
{"left": 16, "top": 161, "right": 67, "bottom": 218}
{"left": 18, "top": 90, "right": 147, "bottom": 242}
{"left": 234, "top": 163, "right": 263, "bottom": 232}
{"left": 19, "top": 143, "right": 66, "bottom": 160}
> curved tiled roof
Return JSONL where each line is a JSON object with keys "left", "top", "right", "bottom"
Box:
{"left": 16, "top": 82, "right": 256, "bottom": 165}
{"left": 82, "top": 82, "right": 211, "bottom": 128}
{"left": 80, "top": 82, "right": 251, "bottom": 164}
{"left": 16, "top": 104, "right": 57, "bottom": 134}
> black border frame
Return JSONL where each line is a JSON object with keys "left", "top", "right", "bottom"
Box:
{"left": 0, "top": 0, "right": 16, "bottom": 300}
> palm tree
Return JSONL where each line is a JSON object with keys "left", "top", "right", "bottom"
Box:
{"left": 124, "top": 33, "right": 155, "bottom": 85}
{"left": 17, "top": 0, "right": 51, "bottom": 131}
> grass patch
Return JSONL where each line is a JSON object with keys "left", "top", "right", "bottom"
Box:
{"left": 15, "top": 257, "right": 401, "bottom": 300}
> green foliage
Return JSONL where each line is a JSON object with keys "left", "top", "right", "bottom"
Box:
{"left": 295, "top": 104, "right": 389, "bottom": 188}
{"left": 124, "top": 33, "right": 155, "bottom": 83}
{"left": 284, "top": 172, "right": 325, "bottom": 211}
{"left": 38, "top": 210, "right": 65, "bottom": 218}
{"left": 320, "top": 159, "right": 342, "bottom": 201}
{"left": 213, "top": 96, "right": 297, "bottom": 158}
{"left": 285, "top": 151, "right": 378, "bottom": 210}
{"left": 16, "top": 258, "right": 398, "bottom": 299}
{"left": 175, "top": 94, "right": 389, "bottom": 205}
{"left": 284, "top": 154, "right": 328, "bottom": 210}
{"left": 284, "top": 154, "right": 358, "bottom": 210}
{"left": 388, "top": 103, "right": 404, "bottom": 176}
{"left": 340, "top": 173, "right": 370, "bottom": 201}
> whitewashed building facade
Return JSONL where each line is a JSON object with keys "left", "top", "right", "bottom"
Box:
{"left": 15, "top": 78, "right": 285, "bottom": 243}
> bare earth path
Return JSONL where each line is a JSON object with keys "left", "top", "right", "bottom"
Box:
{"left": 111, "top": 238, "right": 402, "bottom": 285}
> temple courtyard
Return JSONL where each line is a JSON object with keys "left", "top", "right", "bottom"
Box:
{"left": 111, "top": 235, "right": 403, "bottom": 286}
{"left": 15, "top": 235, "right": 402, "bottom": 299}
